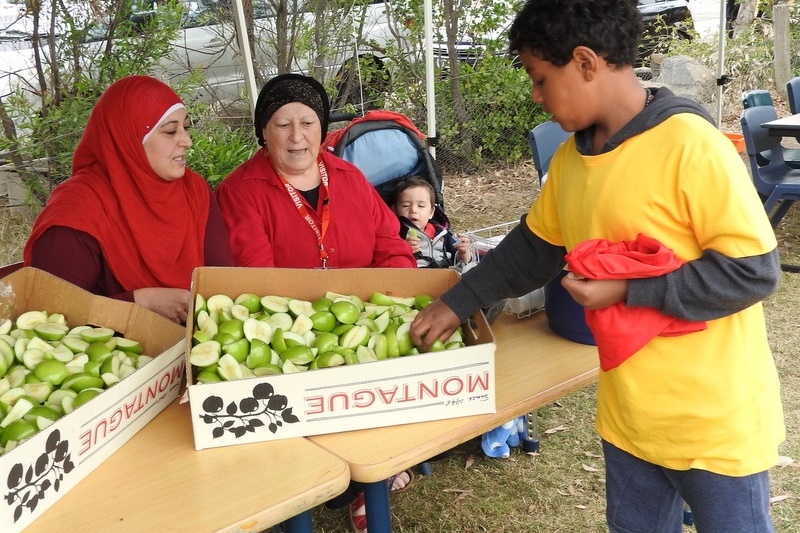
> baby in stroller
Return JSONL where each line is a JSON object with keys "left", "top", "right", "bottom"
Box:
{"left": 393, "top": 176, "right": 475, "bottom": 269}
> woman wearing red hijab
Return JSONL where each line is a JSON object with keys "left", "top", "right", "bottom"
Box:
{"left": 24, "top": 75, "right": 233, "bottom": 323}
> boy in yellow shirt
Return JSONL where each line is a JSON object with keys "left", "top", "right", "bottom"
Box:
{"left": 411, "top": 0, "right": 784, "bottom": 531}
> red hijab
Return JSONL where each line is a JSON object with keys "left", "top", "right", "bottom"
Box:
{"left": 23, "top": 75, "right": 210, "bottom": 290}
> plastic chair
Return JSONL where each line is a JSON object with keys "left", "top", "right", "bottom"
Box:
{"left": 528, "top": 121, "right": 571, "bottom": 183}
{"left": 787, "top": 77, "right": 800, "bottom": 114}
{"left": 740, "top": 90, "right": 800, "bottom": 168}
{"left": 741, "top": 89, "right": 773, "bottom": 109}
{"left": 740, "top": 105, "right": 800, "bottom": 227}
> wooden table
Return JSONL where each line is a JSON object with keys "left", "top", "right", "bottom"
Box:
{"left": 24, "top": 399, "right": 350, "bottom": 533}
{"left": 762, "top": 113, "right": 800, "bottom": 137}
{"left": 310, "top": 311, "right": 599, "bottom": 532}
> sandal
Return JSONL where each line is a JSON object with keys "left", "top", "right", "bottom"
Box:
{"left": 349, "top": 491, "right": 367, "bottom": 533}
{"left": 388, "top": 469, "right": 415, "bottom": 493}
{"left": 348, "top": 471, "right": 416, "bottom": 533}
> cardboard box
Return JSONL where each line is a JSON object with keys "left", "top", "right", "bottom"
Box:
{"left": 0, "top": 268, "right": 185, "bottom": 533}
{"left": 185, "top": 267, "right": 496, "bottom": 450}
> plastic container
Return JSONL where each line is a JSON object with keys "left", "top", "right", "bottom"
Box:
{"left": 724, "top": 132, "right": 745, "bottom": 154}
{"left": 465, "top": 221, "right": 545, "bottom": 318}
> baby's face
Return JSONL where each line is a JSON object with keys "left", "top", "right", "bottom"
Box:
{"left": 395, "top": 186, "right": 436, "bottom": 231}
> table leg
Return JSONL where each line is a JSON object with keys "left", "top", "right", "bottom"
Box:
{"left": 362, "top": 479, "right": 392, "bottom": 533}
{"left": 282, "top": 510, "right": 313, "bottom": 533}
{"left": 522, "top": 410, "right": 540, "bottom": 453}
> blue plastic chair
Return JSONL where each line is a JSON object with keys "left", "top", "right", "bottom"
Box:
{"left": 740, "top": 105, "right": 800, "bottom": 227}
{"left": 787, "top": 77, "right": 800, "bottom": 114}
{"left": 742, "top": 89, "right": 774, "bottom": 109}
{"left": 528, "top": 121, "right": 571, "bottom": 183}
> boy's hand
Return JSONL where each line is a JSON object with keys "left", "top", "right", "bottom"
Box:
{"left": 561, "top": 272, "right": 628, "bottom": 310}
{"left": 410, "top": 299, "right": 461, "bottom": 351}
{"left": 405, "top": 235, "right": 421, "bottom": 254}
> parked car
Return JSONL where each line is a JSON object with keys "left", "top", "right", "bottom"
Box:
{"left": 637, "top": 0, "right": 694, "bottom": 67}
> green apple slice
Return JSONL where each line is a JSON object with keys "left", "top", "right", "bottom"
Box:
{"left": 315, "top": 351, "right": 345, "bottom": 368}
{"left": 61, "top": 372, "right": 105, "bottom": 392}
{"left": 33, "top": 322, "right": 69, "bottom": 341}
{"left": 395, "top": 322, "right": 414, "bottom": 355}
{"left": 200, "top": 316, "right": 219, "bottom": 338}
{"left": 206, "top": 294, "right": 235, "bottom": 315}
{"left": 222, "top": 338, "right": 250, "bottom": 363}
{"left": 0, "top": 339, "right": 13, "bottom": 368}
{"left": 282, "top": 330, "right": 307, "bottom": 348}
{"left": 115, "top": 337, "right": 143, "bottom": 354}
{"left": 33, "top": 359, "right": 70, "bottom": 385}
{"left": 265, "top": 312, "right": 293, "bottom": 332}
{"left": 21, "top": 348, "right": 46, "bottom": 370}
{"left": 260, "top": 295, "right": 290, "bottom": 314}
{"left": 287, "top": 298, "right": 315, "bottom": 318}
{"left": 36, "top": 416, "right": 56, "bottom": 431}
{"left": 234, "top": 293, "right": 262, "bottom": 313}
{"left": 6, "top": 366, "right": 28, "bottom": 388}
{"left": 280, "top": 345, "right": 315, "bottom": 365}
{"left": 311, "top": 297, "right": 333, "bottom": 312}
{"left": 68, "top": 354, "right": 91, "bottom": 374}
{"left": 81, "top": 327, "right": 115, "bottom": 343}
{"left": 414, "top": 294, "right": 435, "bottom": 310}
{"left": 0, "top": 386, "right": 26, "bottom": 408}
{"left": 46, "top": 388, "right": 76, "bottom": 407}
{"left": 0, "top": 319, "right": 11, "bottom": 336}
{"left": 46, "top": 313, "right": 67, "bottom": 325}
{"left": 62, "top": 336, "right": 90, "bottom": 354}
{"left": 313, "top": 332, "right": 339, "bottom": 354}
{"left": 368, "top": 292, "right": 395, "bottom": 306}
{"left": 23, "top": 381, "right": 53, "bottom": 403}
{"left": 101, "top": 372, "right": 121, "bottom": 387}
{"left": 369, "top": 333, "right": 388, "bottom": 360}
{"left": 66, "top": 325, "right": 91, "bottom": 337}
{"left": 194, "top": 293, "right": 208, "bottom": 314}
{"left": 290, "top": 314, "right": 314, "bottom": 336}
{"left": 15, "top": 311, "right": 48, "bottom": 331}
{"left": 373, "top": 311, "right": 391, "bottom": 334}
{"left": 446, "top": 341, "right": 465, "bottom": 350}
{"left": 243, "top": 318, "right": 273, "bottom": 344}
{"left": 391, "top": 295, "right": 416, "bottom": 307}
{"left": 136, "top": 355, "right": 153, "bottom": 369}
{"left": 270, "top": 328, "right": 287, "bottom": 355}
{"left": 118, "top": 362, "right": 137, "bottom": 380}
{"left": 190, "top": 340, "right": 222, "bottom": 368}
{"left": 195, "top": 368, "right": 222, "bottom": 383}
{"left": 24, "top": 405, "right": 60, "bottom": 424}
{"left": 0, "top": 378, "right": 11, "bottom": 397}
{"left": 330, "top": 300, "right": 360, "bottom": 325}
{"left": 356, "top": 317, "right": 377, "bottom": 333}
{"left": 252, "top": 364, "right": 282, "bottom": 376}
{"left": 13, "top": 337, "right": 29, "bottom": 362}
{"left": 217, "top": 353, "right": 244, "bottom": 381}
{"left": 0, "top": 419, "right": 38, "bottom": 446}
{"left": 0, "top": 395, "right": 35, "bottom": 428}
{"left": 281, "top": 359, "right": 308, "bottom": 374}
{"left": 195, "top": 309, "right": 211, "bottom": 330}
{"left": 25, "top": 336, "right": 51, "bottom": 353}
{"left": 340, "top": 325, "right": 370, "bottom": 349}
{"left": 230, "top": 304, "right": 251, "bottom": 322}
{"left": 356, "top": 345, "right": 378, "bottom": 364}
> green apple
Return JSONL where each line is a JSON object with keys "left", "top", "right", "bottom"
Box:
{"left": 21, "top": 348, "right": 46, "bottom": 370}
{"left": 0, "top": 319, "right": 11, "bottom": 336}
{"left": 212, "top": 332, "right": 236, "bottom": 347}
{"left": 355, "top": 317, "right": 377, "bottom": 333}
{"left": 235, "top": 293, "right": 262, "bottom": 313}
{"left": 271, "top": 328, "right": 287, "bottom": 355}
{"left": 281, "top": 331, "right": 307, "bottom": 348}
{"left": 0, "top": 395, "right": 35, "bottom": 428}
{"left": 243, "top": 317, "right": 273, "bottom": 345}
{"left": 23, "top": 381, "right": 52, "bottom": 403}
{"left": 192, "top": 330, "right": 212, "bottom": 346}
{"left": 33, "top": 359, "right": 70, "bottom": 385}
{"left": 356, "top": 345, "right": 378, "bottom": 364}
{"left": 290, "top": 314, "right": 314, "bottom": 336}
{"left": 373, "top": 311, "right": 391, "bottom": 334}
{"left": 50, "top": 344, "right": 76, "bottom": 363}
{"left": 281, "top": 359, "right": 308, "bottom": 374}
{"left": 23, "top": 405, "right": 61, "bottom": 424}
{"left": 395, "top": 322, "right": 414, "bottom": 355}
{"left": 330, "top": 300, "right": 360, "bottom": 325}
{"left": 332, "top": 323, "right": 354, "bottom": 336}
{"left": 230, "top": 304, "right": 251, "bottom": 322}
{"left": 194, "top": 293, "right": 208, "bottom": 314}
{"left": 446, "top": 341, "right": 465, "bottom": 350}
{"left": 83, "top": 359, "right": 102, "bottom": 377}
{"left": 245, "top": 341, "right": 272, "bottom": 369}
{"left": 313, "top": 332, "right": 339, "bottom": 354}
{"left": 62, "top": 335, "right": 90, "bottom": 354}
{"left": 429, "top": 339, "right": 447, "bottom": 352}
{"left": 368, "top": 292, "right": 396, "bottom": 306}
{"left": 101, "top": 372, "right": 120, "bottom": 387}
{"left": 369, "top": 333, "right": 388, "bottom": 360}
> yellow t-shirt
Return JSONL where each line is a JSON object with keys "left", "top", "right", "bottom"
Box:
{"left": 527, "top": 113, "right": 784, "bottom": 476}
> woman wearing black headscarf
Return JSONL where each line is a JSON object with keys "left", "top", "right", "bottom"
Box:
{"left": 215, "top": 73, "right": 415, "bottom": 269}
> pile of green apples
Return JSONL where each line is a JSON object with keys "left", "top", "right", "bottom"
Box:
{"left": 190, "top": 291, "right": 465, "bottom": 383}
{"left": 0, "top": 311, "right": 153, "bottom": 455}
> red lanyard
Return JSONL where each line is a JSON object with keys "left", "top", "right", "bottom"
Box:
{"left": 278, "top": 159, "right": 331, "bottom": 268}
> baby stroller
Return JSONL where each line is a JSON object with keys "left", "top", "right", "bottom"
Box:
{"left": 322, "top": 110, "right": 450, "bottom": 231}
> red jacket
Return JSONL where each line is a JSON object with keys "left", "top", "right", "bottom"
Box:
{"left": 215, "top": 150, "right": 416, "bottom": 268}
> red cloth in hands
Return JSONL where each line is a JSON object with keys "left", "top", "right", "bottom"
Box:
{"left": 564, "top": 234, "right": 707, "bottom": 371}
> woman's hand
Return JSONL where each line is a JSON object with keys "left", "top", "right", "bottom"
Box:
{"left": 560, "top": 272, "right": 628, "bottom": 310}
{"left": 133, "top": 287, "right": 191, "bottom": 324}
{"left": 410, "top": 299, "right": 461, "bottom": 351}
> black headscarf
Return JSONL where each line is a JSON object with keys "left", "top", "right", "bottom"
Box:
{"left": 253, "top": 73, "right": 330, "bottom": 146}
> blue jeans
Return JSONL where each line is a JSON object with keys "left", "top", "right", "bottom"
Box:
{"left": 603, "top": 440, "right": 775, "bottom": 533}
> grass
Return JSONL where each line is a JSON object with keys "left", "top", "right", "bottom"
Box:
{"left": 1, "top": 201, "right": 798, "bottom": 533}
